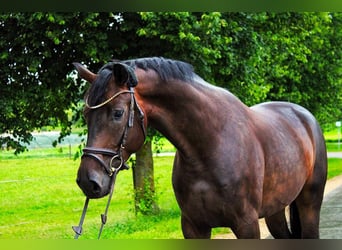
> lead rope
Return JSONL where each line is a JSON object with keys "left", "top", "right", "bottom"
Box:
{"left": 97, "top": 90, "right": 135, "bottom": 239}
{"left": 72, "top": 197, "right": 89, "bottom": 239}
{"left": 97, "top": 166, "right": 120, "bottom": 239}
{"left": 73, "top": 158, "right": 123, "bottom": 239}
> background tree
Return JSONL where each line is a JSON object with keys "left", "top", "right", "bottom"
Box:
{"left": 0, "top": 12, "right": 163, "bottom": 214}
{"left": 260, "top": 12, "right": 342, "bottom": 124}
{"left": 137, "top": 12, "right": 342, "bottom": 120}
{"left": 0, "top": 13, "right": 124, "bottom": 153}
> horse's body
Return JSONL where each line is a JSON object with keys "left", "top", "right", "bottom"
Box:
{"left": 75, "top": 57, "right": 327, "bottom": 238}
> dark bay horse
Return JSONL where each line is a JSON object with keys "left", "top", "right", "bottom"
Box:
{"left": 74, "top": 57, "right": 327, "bottom": 239}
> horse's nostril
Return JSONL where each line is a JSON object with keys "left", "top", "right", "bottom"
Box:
{"left": 76, "top": 168, "right": 106, "bottom": 198}
{"left": 90, "top": 180, "right": 101, "bottom": 194}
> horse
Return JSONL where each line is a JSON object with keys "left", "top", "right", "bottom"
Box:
{"left": 74, "top": 57, "right": 327, "bottom": 239}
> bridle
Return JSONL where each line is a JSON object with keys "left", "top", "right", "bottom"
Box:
{"left": 73, "top": 85, "right": 146, "bottom": 239}
{"left": 82, "top": 89, "right": 146, "bottom": 176}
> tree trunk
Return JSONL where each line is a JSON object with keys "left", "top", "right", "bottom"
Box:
{"left": 132, "top": 139, "right": 159, "bottom": 214}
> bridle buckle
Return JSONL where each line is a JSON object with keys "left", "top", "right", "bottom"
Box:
{"left": 109, "top": 155, "right": 124, "bottom": 176}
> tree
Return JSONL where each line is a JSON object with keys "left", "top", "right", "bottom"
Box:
{"left": 132, "top": 138, "right": 159, "bottom": 214}
{"left": 0, "top": 13, "right": 126, "bottom": 153}
{"left": 136, "top": 12, "right": 342, "bottom": 123}
{"left": 3, "top": 12, "right": 340, "bottom": 149}
{"left": 0, "top": 12, "right": 160, "bottom": 214}
{"left": 259, "top": 12, "right": 342, "bottom": 124}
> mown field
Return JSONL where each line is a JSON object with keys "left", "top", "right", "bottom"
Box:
{"left": 0, "top": 149, "right": 184, "bottom": 239}
{"left": 0, "top": 131, "right": 341, "bottom": 239}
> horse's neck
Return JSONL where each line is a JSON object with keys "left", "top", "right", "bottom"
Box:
{"left": 138, "top": 78, "right": 249, "bottom": 157}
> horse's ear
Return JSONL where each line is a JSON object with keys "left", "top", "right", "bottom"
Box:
{"left": 73, "top": 62, "right": 96, "bottom": 84}
{"left": 113, "top": 62, "right": 138, "bottom": 87}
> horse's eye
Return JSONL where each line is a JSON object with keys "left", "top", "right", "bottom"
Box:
{"left": 113, "top": 109, "right": 124, "bottom": 120}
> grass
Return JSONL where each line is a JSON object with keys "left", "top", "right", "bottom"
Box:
{"left": 327, "top": 158, "right": 342, "bottom": 179}
{"left": 0, "top": 131, "right": 341, "bottom": 239}
{"left": 0, "top": 151, "right": 183, "bottom": 239}
{"left": 324, "top": 127, "right": 342, "bottom": 152}
{"left": 0, "top": 156, "right": 83, "bottom": 239}
{"left": 324, "top": 127, "right": 341, "bottom": 141}
{"left": 326, "top": 143, "right": 342, "bottom": 152}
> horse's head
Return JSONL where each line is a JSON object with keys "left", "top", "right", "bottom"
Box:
{"left": 74, "top": 62, "right": 146, "bottom": 198}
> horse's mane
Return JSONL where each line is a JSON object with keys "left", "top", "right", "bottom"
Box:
{"left": 87, "top": 57, "right": 195, "bottom": 106}
{"left": 124, "top": 57, "right": 195, "bottom": 82}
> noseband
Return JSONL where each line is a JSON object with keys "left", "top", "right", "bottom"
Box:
{"left": 73, "top": 87, "right": 146, "bottom": 239}
{"left": 82, "top": 148, "right": 125, "bottom": 176}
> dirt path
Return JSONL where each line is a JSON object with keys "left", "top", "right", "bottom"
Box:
{"left": 213, "top": 174, "right": 342, "bottom": 239}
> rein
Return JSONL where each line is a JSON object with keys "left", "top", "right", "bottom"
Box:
{"left": 73, "top": 164, "right": 121, "bottom": 239}
{"left": 73, "top": 87, "right": 146, "bottom": 239}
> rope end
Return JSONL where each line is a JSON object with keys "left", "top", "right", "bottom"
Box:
{"left": 72, "top": 225, "right": 83, "bottom": 239}
{"left": 101, "top": 214, "right": 107, "bottom": 224}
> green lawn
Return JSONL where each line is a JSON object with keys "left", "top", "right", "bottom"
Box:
{"left": 0, "top": 151, "right": 183, "bottom": 239}
{"left": 0, "top": 143, "right": 341, "bottom": 239}
{"left": 324, "top": 127, "right": 342, "bottom": 152}
{"left": 326, "top": 143, "right": 342, "bottom": 152}
{"left": 324, "top": 127, "right": 341, "bottom": 141}
{"left": 327, "top": 158, "right": 342, "bottom": 179}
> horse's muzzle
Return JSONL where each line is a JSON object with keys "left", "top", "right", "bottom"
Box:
{"left": 76, "top": 159, "right": 112, "bottom": 199}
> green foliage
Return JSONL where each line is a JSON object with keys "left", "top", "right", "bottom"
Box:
{"left": 1, "top": 12, "right": 341, "bottom": 152}
{"left": 132, "top": 176, "right": 160, "bottom": 215}
{"left": 137, "top": 12, "right": 232, "bottom": 83}
{"left": 131, "top": 139, "right": 160, "bottom": 215}
{"left": 136, "top": 12, "right": 342, "bottom": 122}
{"left": 0, "top": 13, "right": 135, "bottom": 153}
{"left": 260, "top": 13, "right": 342, "bottom": 124}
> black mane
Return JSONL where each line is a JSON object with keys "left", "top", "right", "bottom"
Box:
{"left": 124, "top": 57, "right": 195, "bottom": 82}
{"left": 87, "top": 57, "right": 195, "bottom": 106}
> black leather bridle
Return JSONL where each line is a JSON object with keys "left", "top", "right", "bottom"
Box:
{"left": 82, "top": 88, "right": 146, "bottom": 176}
{"left": 73, "top": 85, "right": 146, "bottom": 239}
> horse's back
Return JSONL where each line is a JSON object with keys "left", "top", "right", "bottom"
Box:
{"left": 251, "top": 101, "right": 327, "bottom": 174}
{"left": 252, "top": 101, "right": 316, "bottom": 124}
{"left": 251, "top": 101, "right": 325, "bottom": 153}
